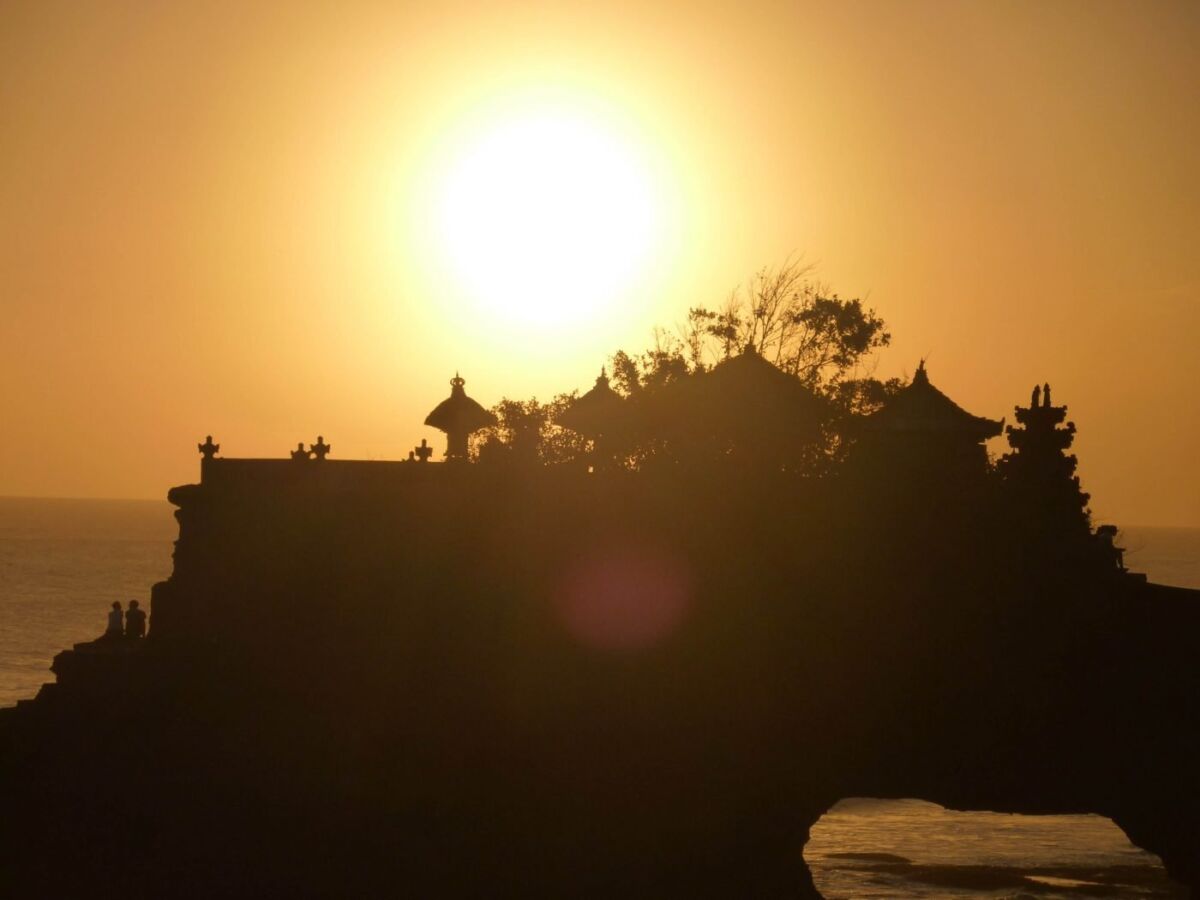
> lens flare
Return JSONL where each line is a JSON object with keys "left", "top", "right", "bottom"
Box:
{"left": 555, "top": 543, "right": 692, "bottom": 651}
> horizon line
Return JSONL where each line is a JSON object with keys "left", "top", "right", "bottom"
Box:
{"left": 1, "top": 493, "right": 1197, "bottom": 531}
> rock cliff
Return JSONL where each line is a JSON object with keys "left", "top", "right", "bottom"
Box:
{"left": 1, "top": 458, "right": 1196, "bottom": 898}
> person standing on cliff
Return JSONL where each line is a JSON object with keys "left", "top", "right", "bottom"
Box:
{"left": 124, "top": 600, "right": 146, "bottom": 639}
{"left": 105, "top": 601, "right": 123, "bottom": 639}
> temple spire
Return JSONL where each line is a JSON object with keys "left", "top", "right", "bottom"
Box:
{"left": 998, "top": 380, "right": 1090, "bottom": 540}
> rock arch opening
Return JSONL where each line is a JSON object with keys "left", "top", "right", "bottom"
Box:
{"left": 803, "top": 798, "right": 1185, "bottom": 899}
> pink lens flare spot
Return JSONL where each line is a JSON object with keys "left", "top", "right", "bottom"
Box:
{"left": 556, "top": 544, "right": 693, "bottom": 651}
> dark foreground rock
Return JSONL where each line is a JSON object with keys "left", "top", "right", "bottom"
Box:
{"left": 1, "top": 461, "right": 1196, "bottom": 898}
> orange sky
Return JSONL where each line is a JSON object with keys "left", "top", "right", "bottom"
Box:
{"left": 3, "top": 0, "right": 1197, "bottom": 525}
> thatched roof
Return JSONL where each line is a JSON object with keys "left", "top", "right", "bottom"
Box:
{"left": 557, "top": 368, "right": 624, "bottom": 437}
{"left": 424, "top": 374, "right": 497, "bottom": 435}
{"left": 638, "top": 345, "right": 830, "bottom": 443}
{"left": 864, "top": 361, "right": 1002, "bottom": 441}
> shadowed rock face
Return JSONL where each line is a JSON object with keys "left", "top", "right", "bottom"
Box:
{"left": 0, "top": 461, "right": 1196, "bottom": 899}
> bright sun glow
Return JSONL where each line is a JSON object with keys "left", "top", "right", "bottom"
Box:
{"left": 432, "top": 105, "right": 664, "bottom": 332}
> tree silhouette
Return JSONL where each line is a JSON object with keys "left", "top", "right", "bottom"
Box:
{"left": 471, "top": 395, "right": 588, "bottom": 466}
{"left": 605, "top": 260, "right": 893, "bottom": 426}
{"left": 685, "top": 260, "right": 890, "bottom": 381}
{"left": 479, "top": 260, "right": 893, "bottom": 467}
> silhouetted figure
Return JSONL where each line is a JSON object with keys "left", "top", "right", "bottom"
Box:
{"left": 291, "top": 443, "right": 311, "bottom": 461}
{"left": 1095, "top": 525, "right": 1126, "bottom": 572}
{"left": 105, "top": 601, "right": 123, "bottom": 639}
{"left": 310, "top": 436, "right": 331, "bottom": 460}
{"left": 1031, "top": 385, "right": 1041, "bottom": 408}
{"left": 1043, "top": 382, "right": 1052, "bottom": 407}
{"left": 414, "top": 439, "right": 433, "bottom": 462}
{"left": 125, "top": 600, "right": 146, "bottom": 639}
{"left": 198, "top": 435, "right": 220, "bottom": 459}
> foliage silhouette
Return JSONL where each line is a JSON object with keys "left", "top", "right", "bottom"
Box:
{"left": 608, "top": 260, "right": 889, "bottom": 398}
{"left": 479, "top": 260, "right": 897, "bottom": 471}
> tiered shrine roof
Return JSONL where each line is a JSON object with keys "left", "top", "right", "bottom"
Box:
{"left": 865, "top": 361, "right": 1002, "bottom": 442}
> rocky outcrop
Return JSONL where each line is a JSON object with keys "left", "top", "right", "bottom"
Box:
{"left": 1, "top": 460, "right": 1196, "bottom": 898}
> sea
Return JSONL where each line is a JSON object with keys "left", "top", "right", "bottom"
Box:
{"left": 1, "top": 496, "right": 1196, "bottom": 899}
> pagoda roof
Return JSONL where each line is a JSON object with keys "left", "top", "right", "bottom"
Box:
{"left": 639, "top": 344, "right": 829, "bottom": 440}
{"left": 557, "top": 368, "right": 624, "bottom": 437}
{"left": 424, "top": 374, "right": 497, "bottom": 435}
{"left": 864, "top": 362, "right": 1002, "bottom": 441}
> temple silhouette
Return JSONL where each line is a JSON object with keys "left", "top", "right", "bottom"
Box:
{"left": 1, "top": 357, "right": 1196, "bottom": 899}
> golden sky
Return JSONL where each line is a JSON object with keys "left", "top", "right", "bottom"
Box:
{"left": 3, "top": 0, "right": 1198, "bottom": 525}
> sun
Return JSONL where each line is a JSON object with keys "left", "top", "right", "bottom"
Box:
{"left": 430, "top": 103, "right": 664, "bottom": 332}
